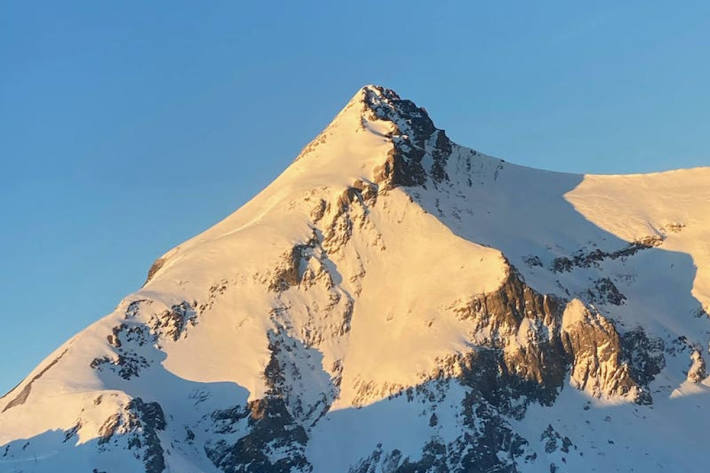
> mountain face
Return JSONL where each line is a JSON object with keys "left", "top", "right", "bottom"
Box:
{"left": 2, "top": 86, "right": 710, "bottom": 473}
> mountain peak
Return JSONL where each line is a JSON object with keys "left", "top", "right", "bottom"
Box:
{"left": 2, "top": 85, "right": 710, "bottom": 473}
{"left": 294, "top": 85, "right": 453, "bottom": 190}
{"left": 360, "top": 85, "right": 436, "bottom": 139}
{"left": 347, "top": 85, "right": 438, "bottom": 147}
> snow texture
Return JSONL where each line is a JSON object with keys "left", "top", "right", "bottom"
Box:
{"left": 1, "top": 85, "right": 709, "bottom": 473}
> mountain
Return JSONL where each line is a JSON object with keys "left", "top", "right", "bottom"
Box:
{"left": 1, "top": 85, "right": 709, "bottom": 473}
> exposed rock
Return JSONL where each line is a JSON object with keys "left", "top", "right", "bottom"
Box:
{"left": 562, "top": 304, "right": 642, "bottom": 402}
{"left": 204, "top": 328, "right": 318, "bottom": 473}
{"left": 310, "top": 198, "right": 327, "bottom": 223}
{"left": 63, "top": 421, "right": 81, "bottom": 443}
{"left": 268, "top": 241, "right": 316, "bottom": 292}
{"left": 452, "top": 266, "right": 660, "bottom": 405}
{"left": 540, "top": 424, "right": 574, "bottom": 454}
{"left": 453, "top": 268, "right": 569, "bottom": 406}
{"left": 97, "top": 398, "right": 166, "bottom": 473}
{"left": 349, "top": 396, "right": 528, "bottom": 473}
{"left": 149, "top": 301, "right": 198, "bottom": 341}
{"left": 210, "top": 405, "right": 250, "bottom": 435}
{"left": 92, "top": 300, "right": 198, "bottom": 378}
{"left": 551, "top": 237, "right": 664, "bottom": 273}
{"left": 98, "top": 413, "right": 121, "bottom": 444}
{"left": 2, "top": 349, "right": 68, "bottom": 412}
{"left": 90, "top": 352, "right": 151, "bottom": 380}
{"left": 523, "top": 255, "right": 543, "bottom": 268}
{"left": 363, "top": 86, "right": 452, "bottom": 189}
{"left": 620, "top": 328, "right": 665, "bottom": 390}
{"left": 128, "top": 398, "right": 167, "bottom": 473}
{"left": 588, "top": 277, "right": 627, "bottom": 306}
{"left": 205, "top": 397, "right": 309, "bottom": 473}
{"left": 687, "top": 349, "right": 707, "bottom": 383}
{"left": 321, "top": 180, "right": 378, "bottom": 254}
{"left": 144, "top": 256, "right": 167, "bottom": 286}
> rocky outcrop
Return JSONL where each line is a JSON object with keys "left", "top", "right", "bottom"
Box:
{"left": 540, "top": 425, "right": 574, "bottom": 455}
{"left": 561, "top": 303, "right": 645, "bottom": 402}
{"left": 144, "top": 257, "right": 166, "bottom": 286}
{"left": 205, "top": 397, "right": 310, "bottom": 473}
{"left": 316, "top": 179, "right": 380, "bottom": 255}
{"left": 620, "top": 328, "right": 665, "bottom": 390}
{"left": 148, "top": 301, "right": 198, "bottom": 342}
{"left": 348, "top": 371, "right": 531, "bottom": 473}
{"left": 454, "top": 268, "right": 569, "bottom": 405}
{"left": 268, "top": 242, "right": 316, "bottom": 292}
{"left": 587, "top": 277, "right": 627, "bottom": 306}
{"left": 451, "top": 267, "right": 663, "bottom": 405}
{"left": 350, "top": 432, "right": 526, "bottom": 473}
{"left": 90, "top": 352, "right": 151, "bottom": 380}
{"left": 204, "top": 339, "right": 313, "bottom": 473}
{"left": 97, "top": 397, "right": 166, "bottom": 473}
{"left": 343, "top": 264, "right": 666, "bottom": 473}
{"left": 363, "top": 86, "right": 452, "bottom": 190}
{"left": 551, "top": 237, "right": 664, "bottom": 273}
{"left": 687, "top": 349, "right": 707, "bottom": 383}
{"left": 91, "top": 300, "right": 198, "bottom": 379}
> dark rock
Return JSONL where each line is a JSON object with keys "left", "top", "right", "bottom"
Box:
{"left": 620, "top": 328, "right": 665, "bottom": 402}
{"left": 551, "top": 238, "right": 664, "bottom": 273}
{"left": 205, "top": 397, "right": 309, "bottom": 473}
{"left": 363, "top": 86, "right": 452, "bottom": 190}
{"left": 454, "top": 267, "right": 569, "bottom": 407}
{"left": 268, "top": 241, "right": 317, "bottom": 292}
{"left": 562, "top": 308, "right": 642, "bottom": 402}
{"left": 590, "top": 278, "right": 627, "bottom": 306}
{"left": 144, "top": 256, "right": 167, "bottom": 286}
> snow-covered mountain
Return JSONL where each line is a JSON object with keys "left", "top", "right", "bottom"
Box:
{"left": 2, "top": 85, "right": 709, "bottom": 473}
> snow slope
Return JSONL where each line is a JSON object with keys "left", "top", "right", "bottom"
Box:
{"left": 1, "top": 85, "right": 709, "bottom": 473}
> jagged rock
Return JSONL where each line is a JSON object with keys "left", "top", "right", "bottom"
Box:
{"left": 205, "top": 397, "right": 309, "bottom": 473}
{"left": 452, "top": 267, "right": 568, "bottom": 405}
{"left": 551, "top": 238, "right": 664, "bottom": 273}
{"left": 561, "top": 302, "right": 647, "bottom": 403}
{"left": 540, "top": 425, "right": 574, "bottom": 454}
{"left": 364, "top": 86, "right": 452, "bottom": 189}
{"left": 90, "top": 352, "right": 150, "bottom": 380}
{"left": 268, "top": 243, "right": 316, "bottom": 292}
{"left": 620, "top": 328, "right": 665, "bottom": 389}
{"left": 589, "top": 277, "right": 627, "bottom": 306}
{"left": 687, "top": 349, "right": 707, "bottom": 383}
{"left": 149, "top": 301, "right": 198, "bottom": 341}
{"left": 144, "top": 257, "right": 167, "bottom": 286}
{"left": 97, "top": 398, "right": 166, "bottom": 473}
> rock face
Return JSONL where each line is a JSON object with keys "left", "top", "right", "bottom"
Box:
{"left": 1, "top": 85, "right": 710, "bottom": 473}
{"left": 687, "top": 350, "right": 707, "bottom": 383}
{"left": 364, "top": 86, "right": 452, "bottom": 188}
{"left": 561, "top": 302, "right": 658, "bottom": 404}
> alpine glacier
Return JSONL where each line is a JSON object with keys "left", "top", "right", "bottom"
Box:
{"left": 1, "top": 85, "right": 709, "bottom": 473}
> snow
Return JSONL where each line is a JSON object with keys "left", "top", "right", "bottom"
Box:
{"left": 561, "top": 298, "right": 588, "bottom": 331}
{"left": 566, "top": 168, "right": 710, "bottom": 318}
{"left": 1, "top": 85, "right": 709, "bottom": 472}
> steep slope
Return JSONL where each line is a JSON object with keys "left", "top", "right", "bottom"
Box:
{"left": 1, "top": 86, "right": 709, "bottom": 473}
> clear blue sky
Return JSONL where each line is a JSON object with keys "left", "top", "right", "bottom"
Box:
{"left": 1, "top": 1, "right": 709, "bottom": 394}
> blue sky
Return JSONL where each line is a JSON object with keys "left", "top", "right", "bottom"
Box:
{"left": 1, "top": 1, "right": 709, "bottom": 394}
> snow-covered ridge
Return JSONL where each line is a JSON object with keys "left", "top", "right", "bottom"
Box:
{"left": 1, "top": 85, "right": 709, "bottom": 473}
